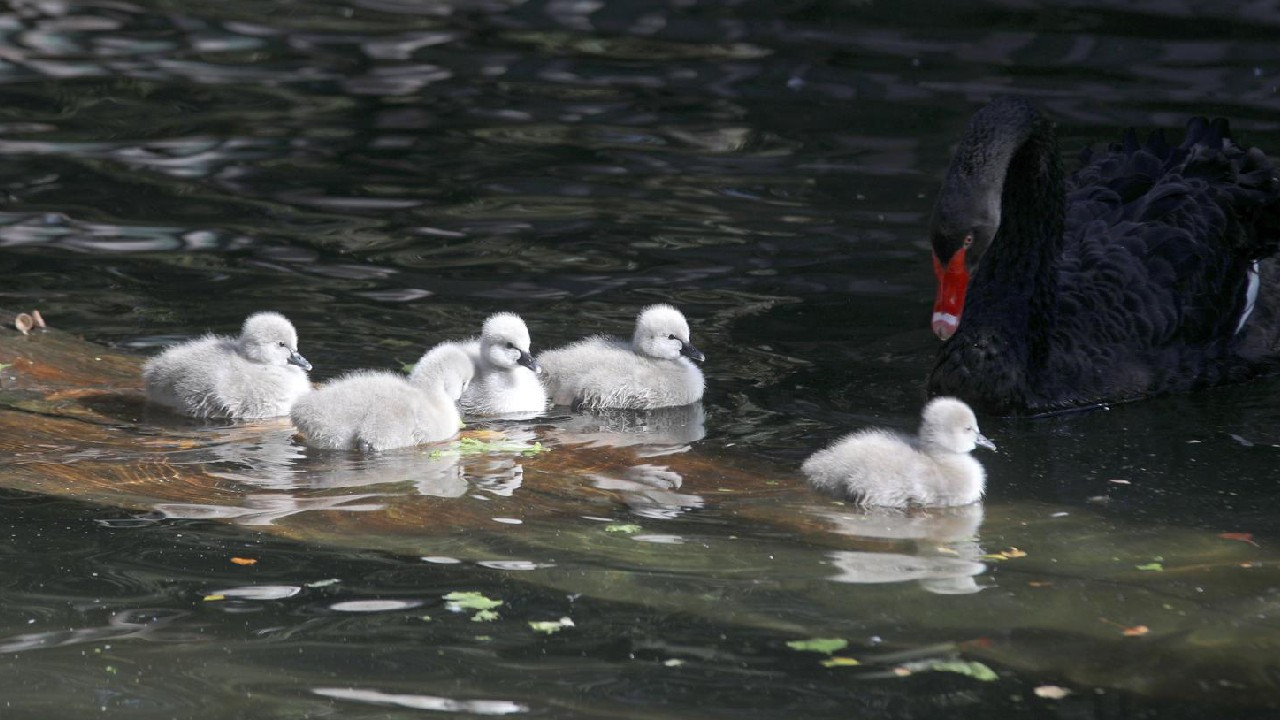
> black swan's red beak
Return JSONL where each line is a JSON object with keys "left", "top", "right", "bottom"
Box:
{"left": 932, "top": 247, "right": 969, "bottom": 340}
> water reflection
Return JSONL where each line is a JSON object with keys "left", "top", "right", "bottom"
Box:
{"left": 153, "top": 493, "right": 386, "bottom": 526}
{"left": 0, "top": 609, "right": 197, "bottom": 653}
{"left": 298, "top": 448, "right": 468, "bottom": 498}
{"left": 587, "top": 463, "right": 703, "bottom": 519}
{"left": 817, "top": 504, "right": 987, "bottom": 595}
{"left": 548, "top": 403, "right": 706, "bottom": 456}
{"left": 312, "top": 687, "right": 527, "bottom": 716}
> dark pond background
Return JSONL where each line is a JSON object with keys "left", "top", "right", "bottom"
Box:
{"left": 1, "top": 0, "right": 1280, "bottom": 718}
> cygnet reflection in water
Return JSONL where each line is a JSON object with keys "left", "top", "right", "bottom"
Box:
{"left": 817, "top": 504, "right": 987, "bottom": 595}
{"left": 547, "top": 403, "right": 706, "bottom": 457}
{"left": 152, "top": 494, "right": 386, "bottom": 527}
{"left": 539, "top": 304, "right": 705, "bottom": 410}
{"left": 433, "top": 313, "right": 546, "bottom": 418}
{"left": 181, "top": 424, "right": 305, "bottom": 491}
{"left": 588, "top": 464, "right": 704, "bottom": 520}
{"left": 291, "top": 344, "right": 473, "bottom": 451}
{"left": 803, "top": 397, "right": 995, "bottom": 508}
{"left": 295, "top": 447, "right": 468, "bottom": 498}
{"left": 142, "top": 312, "right": 312, "bottom": 419}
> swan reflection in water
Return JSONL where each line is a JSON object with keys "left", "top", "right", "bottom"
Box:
{"left": 546, "top": 404, "right": 707, "bottom": 518}
{"left": 587, "top": 463, "right": 705, "bottom": 520}
{"left": 817, "top": 504, "right": 988, "bottom": 595}
{"left": 545, "top": 403, "right": 706, "bottom": 457}
{"left": 147, "top": 423, "right": 471, "bottom": 526}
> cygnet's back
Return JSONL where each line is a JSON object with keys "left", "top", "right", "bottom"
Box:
{"left": 434, "top": 313, "right": 545, "bottom": 417}
{"left": 802, "top": 397, "right": 995, "bottom": 507}
{"left": 142, "top": 311, "right": 312, "bottom": 419}
{"left": 539, "top": 304, "right": 705, "bottom": 410}
{"left": 291, "top": 344, "right": 474, "bottom": 451}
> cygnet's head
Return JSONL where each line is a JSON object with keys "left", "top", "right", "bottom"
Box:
{"left": 479, "top": 312, "right": 540, "bottom": 373}
{"left": 238, "top": 312, "right": 311, "bottom": 371}
{"left": 631, "top": 304, "right": 705, "bottom": 362}
{"left": 413, "top": 344, "right": 476, "bottom": 400}
{"left": 918, "top": 397, "right": 995, "bottom": 454}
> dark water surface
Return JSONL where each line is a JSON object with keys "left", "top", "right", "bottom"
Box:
{"left": 2, "top": 0, "right": 1280, "bottom": 718}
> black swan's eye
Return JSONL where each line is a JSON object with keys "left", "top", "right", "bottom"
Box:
{"left": 963, "top": 234, "right": 974, "bottom": 249}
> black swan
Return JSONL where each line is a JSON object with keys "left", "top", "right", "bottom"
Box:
{"left": 926, "top": 96, "right": 1280, "bottom": 416}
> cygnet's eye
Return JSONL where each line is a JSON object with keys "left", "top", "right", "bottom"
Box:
{"left": 506, "top": 342, "right": 516, "bottom": 350}
{"left": 667, "top": 334, "right": 677, "bottom": 340}
{"left": 278, "top": 341, "right": 287, "bottom": 348}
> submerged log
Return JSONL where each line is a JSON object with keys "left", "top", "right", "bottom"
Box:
{"left": 1, "top": 309, "right": 1279, "bottom": 706}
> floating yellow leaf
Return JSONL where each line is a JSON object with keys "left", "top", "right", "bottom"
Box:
{"left": 984, "top": 547, "right": 1027, "bottom": 561}
{"left": 202, "top": 594, "right": 225, "bottom": 602}
{"left": 821, "top": 656, "right": 861, "bottom": 668}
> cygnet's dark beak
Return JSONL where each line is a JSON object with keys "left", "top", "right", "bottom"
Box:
{"left": 679, "top": 341, "right": 705, "bottom": 363}
{"left": 517, "top": 349, "right": 541, "bottom": 374}
{"left": 975, "top": 433, "right": 996, "bottom": 451}
{"left": 288, "top": 350, "right": 312, "bottom": 372}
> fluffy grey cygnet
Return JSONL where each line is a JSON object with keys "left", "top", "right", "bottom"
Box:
{"left": 802, "top": 397, "right": 996, "bottom": 508}
{"left": 539, "top": 304, "right": 705, "bottom": 410}
{"left": 291, "top": 344, "right": 474, "bottom": 451}
{"left": 436, "top": 313, "right": 546, "bottom": 417}
{"left": 142, "top": 311, "right": 312, "bottom": 419}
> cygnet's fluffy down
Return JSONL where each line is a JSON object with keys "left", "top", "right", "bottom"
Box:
{"left": 291, "top": 344, "right": 474, "bottom": 451}
{"left": 428, "top": 313, "right": 546, "bottom": 417}
{"left": 538, "top": 304, "right": 705, "bottom": 410}
{"left": 142, "top": 311, "right": 312, "bottom": 419}
{"left": 802, "top": 397, "right": 996, "bottom": 508}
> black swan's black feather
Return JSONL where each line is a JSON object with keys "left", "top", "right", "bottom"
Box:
{"left": 927, "top": 97, "right": 1280, "bottom": 416}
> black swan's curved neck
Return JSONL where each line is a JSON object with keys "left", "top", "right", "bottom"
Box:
{"left": 950, "top": 98, "right": 1065, "bottom": 348}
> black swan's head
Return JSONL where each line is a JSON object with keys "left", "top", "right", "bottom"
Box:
{"left": 928, "top": 97, "right": 1047, "bottom": 340}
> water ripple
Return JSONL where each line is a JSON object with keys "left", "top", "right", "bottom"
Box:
{"left": 313, "top": 687, "right": 528, "bottom": 715}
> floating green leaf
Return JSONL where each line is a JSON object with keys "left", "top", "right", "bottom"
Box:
{"left": 444, "top": 591, "right": 504, "bottom": 612}
{"left": 431, "top": 437, "right": 548, "bottom": 459}
{"left": 786, "top": 638, "right": 848, "bottom": 655}
{"left": 1135, "top": 562, "right": 1164, "bottom": 572}
{"left": 605, "top": 524, "right": 643, "bottom": 534}
{"left": 471, "top": 609, "right": 500, "bottom": 623}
